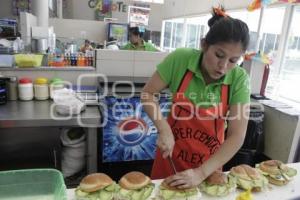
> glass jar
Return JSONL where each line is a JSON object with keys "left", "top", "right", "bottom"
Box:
{"left": 8, "top": 76, "right": 18, "bottom": 101}
{"left": 18, "top": 78, "right": 33, "bottom": 101}
{"left": 34, "top": 77, "right": 49, "bottom": 100}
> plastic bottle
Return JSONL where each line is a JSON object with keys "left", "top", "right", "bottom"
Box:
{"left": 34, "top": 77, "right": 49, "bottom": 100}
{"left": 18, "top": 78, "right": 34, "bottom": 101}
{"left": 70, "top": 54, "right": 75, "bottom": 66}
{"left": 74, "top": 53, "right": 78, "bottom": 66}
{"left": 8, "top": 76, "right": 18, "bottom": 101}
{"left": 77, "top": 54, "right": 81, "bottom": 66}
{"left": 82, "top": 54, "right": 86, "bottom": 67}
{"left": 48, "top": 33, "right": 56, "bottom": 53}
{"left": 48, "top": 53, "right": 53, "bottom": 66}
{"left": 64, "top": 53, "right": 68, "bottom": 66}
{"left": 84, "top": 53, "right": 89, "bottom": 66}
{"left": 78, "top": 53, "right": 85, "bottom": 66}
{"left": 88, "top": 55, "right": 93, "bottom": 66}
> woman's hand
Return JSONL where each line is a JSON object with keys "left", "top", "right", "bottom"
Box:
{"left": 157, "top": 123, "right": 175, "bottom": 159}
{"left": 164, "top": 168, "right": 206, "bottom": 189}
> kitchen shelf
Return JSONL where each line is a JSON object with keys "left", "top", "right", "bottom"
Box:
{"left": 0, "top": 66, "right": 96, "bottom": 71}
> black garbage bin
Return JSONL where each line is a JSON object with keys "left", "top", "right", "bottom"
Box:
{"left": 224, "top": 106, "right": 268, "bottom": 171}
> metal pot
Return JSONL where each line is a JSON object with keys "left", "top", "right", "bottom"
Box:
{"left": 31, "top": 39, "right": 48, "bottom": 53}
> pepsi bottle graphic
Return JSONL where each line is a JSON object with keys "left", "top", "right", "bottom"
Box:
{"left": 102, "top": 96, "right": 170, "bottom": 162}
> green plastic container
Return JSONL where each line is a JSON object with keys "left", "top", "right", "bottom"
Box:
{"left": 0, "top": 169, "right": 67, "bottom": 200}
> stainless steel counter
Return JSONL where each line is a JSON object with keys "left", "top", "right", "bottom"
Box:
{"left": 0, "top": 100, "right": 100, "bottom": 128}
{"left": 0, "top": 100, "right": 101, "bottom": 173}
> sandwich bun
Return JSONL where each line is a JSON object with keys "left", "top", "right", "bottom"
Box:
{"left": 231, "top": 164, "right": 260, "bottom": 180}
{"left": 159, "top": 180, "right": 201, "bottom": 200}
{"left": 200, "top": 171, "right": 236, "bottom": 197}
{"left": 79, "top": 173, "right": 114, "bottom": 193}
{"left": 119, "top": 171, "right": 151, "bottom": 190}
{"left": 259, "top": 160, "right": 282, "bottom": 175}
{"left": 258, "top": 160, "right": 297, "bottom": 186}
{"left": 230, "top": 164, "right": 268, "bottom": 192}
{"left": 266, "top": 176, "right": 288, "bottom": 186}
{"left": 160, "top": 180, "right": 197, "bottom": 193}
{"left": 206, "top": 171, "right": 228, "bottom": 185}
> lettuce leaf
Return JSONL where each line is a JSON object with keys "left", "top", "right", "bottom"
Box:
{"left": 159, "top": 186, "right": 198, "bottom": 200}
{"left": 199, "top": 175, "right": 236, "bottom": 197}
{"left": 117, "top": 183, "right": 154, "bottom": 200}
{"left": 75, "top": 183, "right": 116, "bottom": 200}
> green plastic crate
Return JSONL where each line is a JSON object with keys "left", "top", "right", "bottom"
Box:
{"left": 0, "top": 169, "right": 67, "bottom": 200}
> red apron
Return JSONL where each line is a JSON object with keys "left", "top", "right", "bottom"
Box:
{"left": 151, "top": 70, "right": 229, "bottom": 179}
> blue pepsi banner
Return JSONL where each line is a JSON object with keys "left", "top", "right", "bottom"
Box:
{"left": 102, "top": 96, "right": 170, "bottom": 162}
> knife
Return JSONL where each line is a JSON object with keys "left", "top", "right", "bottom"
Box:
{"left": 168, "top": 156, "right": 190, "bottom": 198}
{"left": 168, "top": 156, "right": 177, "bottom": 174}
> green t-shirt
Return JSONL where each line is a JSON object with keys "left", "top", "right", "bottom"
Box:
{"left": 122, "top": 40, "right": 158, "bottom": 51}
{"left": 157, "top": 48, "right": 250, "bottom": 107}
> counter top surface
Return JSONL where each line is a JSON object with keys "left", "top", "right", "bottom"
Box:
{"left": 0, "top": 100, "right": 101, "bottom": 128}
{"left": 67, "top": 162, "right": 300, "bottom": 200}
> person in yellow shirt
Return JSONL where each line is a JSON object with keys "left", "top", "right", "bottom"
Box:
{"left": 122, "top": 27, "right": 158, "bottom": 51}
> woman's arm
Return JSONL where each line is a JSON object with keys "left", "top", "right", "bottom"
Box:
{"left": 141, "top": 71, "right": 175, "bottom": 158}
{"left": 166, "top": 103, "right": 250, "bottom": 188}
{"left": 199, "top": 103, "right": 250, "bottom": 177}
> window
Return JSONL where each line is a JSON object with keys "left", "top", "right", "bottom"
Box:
{"left": 259, "top": 7, "right": 286, "bottom": 56}
{"left": 162, "top": 10, "right": 260, "bottom": 52}
{"left": 185, "top": 15, "right": 210, "bottom": 49}
{"left": 227, "top": 9, "right": 261, "bottom": 52}
{"left": 161, "top": 18, "right": 184, "bottom": 51}
{"left": 161, "top": 15, "right": 209, "bottom": 52}
{"left": 277, "top": 6, "right": 300, "bottom": 103}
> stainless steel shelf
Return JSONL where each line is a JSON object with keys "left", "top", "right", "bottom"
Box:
{"left": 0, "top": 66, "right": 96, "bottom": 71}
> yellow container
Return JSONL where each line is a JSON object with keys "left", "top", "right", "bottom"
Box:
{"left": 15, "top": 54, "right": 43, "bottom": 67}
{"left": 35, "top": 77, "right": 48, "bottom": 85}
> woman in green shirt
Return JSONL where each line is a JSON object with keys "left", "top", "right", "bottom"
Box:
{"left": 122, "top": 27, "right": 158, "bottom": 51}
{"left": 142, "top": 7, "right": 251, "bottom": 189}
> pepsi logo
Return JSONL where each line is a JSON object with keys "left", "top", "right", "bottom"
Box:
{"left": 117, "top": 117, "right": 148, "bottom": 146}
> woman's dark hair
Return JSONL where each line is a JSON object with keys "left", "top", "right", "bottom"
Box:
{"left": 205, "top": 7, "right": 250, "bottom": 51}
{"left": 129, "top": 27, "right": 144, "bottom": 37}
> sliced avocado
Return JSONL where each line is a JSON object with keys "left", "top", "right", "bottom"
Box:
{"left": 174, "top": 191, "right": 188, "bottom": 198}
{"left": 142, "top": 185, "right": 154, "bottom": 199}
{"left": 87, "top": 191, "right": 101, "bottom": 200}
{"left": 119, "top": 188, "right": 133, "bottom": 198}
{"left": 282, "top": 173, "right": 291, "bottom": 181}
{"left": 269, "top": 174, "right": 284, "bottom": 180}
{"left": 131, "top": 189, "right": 144, "bottom": 200}
{"left": 104, "top": 183, "right": 116, "bottom": 192}
{"left": 286, "top": 168, "right": 297, "bottom": 177}
{"left": 217, "top": 185, "right": 227, "bottom": 196}
{"left": 75, "top": 189, "right": 89, "bottom": 197}
{"left": 99, "top": 190, "right": 113, "bottom": 200}
{"left": 205, "top": 185, "right": 218, "bottom": 195}
{"left": 228, "top": 176, "right": 237, "bottom": 187}
{"left": 186, "top": 188, "right": 198, "bottom": 196}
{"left": 238, "top": 178, "right": 252, "bottom": 190}
{"left": 161, "top": 190, "right": 175, "bottom": 200}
